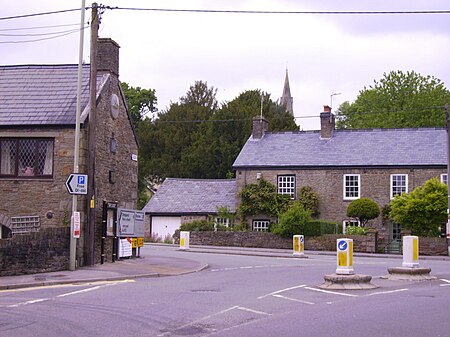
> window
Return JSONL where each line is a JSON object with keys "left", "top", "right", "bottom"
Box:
{"left": 215, "top": 217, "right": 229, "bottom": 229}
{"left": 343, "top": 219, "right": 360, "bottom": 234}
{"left": 343, "top": 174, "right": 360, "bottom": 200}
{"left": 441, "top": 174, "right": 448, "bottom": 185}
{"left": 391, "top": 174, "right": 408, "bottom": 199}
{"left": 277, "top": 175, "right": 295, "bottom": 199}
{"left": 0, "top": 138, "right": 53, "bottom": 178}
{"left": 253, "top": 220, "right": 269, "bottom": 232}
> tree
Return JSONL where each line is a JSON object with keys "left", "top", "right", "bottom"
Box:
{"left": 346, "top": 198, "right": 380, "bottom": 227}
{"left": 120, "top": 82, "right": 157, "bottom": 125}
{"left": 238, "top": 178, "right": 291, "bottom": 221}
{"left": 389, "top": 178, "right": 447, "bottom": 237}
{"left": 336, "top": 70, "right": 450, "bottom": 129}
{"left": 271, "top": 202, "right": 311, "bottom": 238}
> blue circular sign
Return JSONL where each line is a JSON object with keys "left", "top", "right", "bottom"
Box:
{"left": 338, "top": 240, "right": 348, "bottom": 251}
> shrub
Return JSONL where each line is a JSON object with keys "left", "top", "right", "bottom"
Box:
{"left": 345, "top": 226, "right": 367, "bottom": 235}
{"left": 179, "top": 220, "right": 214, "bottom": 232}
{"left": 298, "top": 186, "right": 320, "bottom": 218}
{"left": 271, "top": 202, "right": 311, "bottom": 238}
{"left": 303, "top": 220, "right": 339, "bottom": 236}
{"left": 346, "top": 198, "right": 380, "bottom": 227}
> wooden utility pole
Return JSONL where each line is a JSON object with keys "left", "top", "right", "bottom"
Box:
{"left": 86, "top": 3, "right": 99, "bottom": 266}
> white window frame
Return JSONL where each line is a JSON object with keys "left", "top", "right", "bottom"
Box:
{"left": 440, "top": 173, "right": 448, "bottom": 185}
{"left": 277, "top": 175, "right": 296, "bottom": 199}
{"left": 342, "top": 219, "right": 360, "bottom": 234}
{"left": 390, "top": 174, "right": 408, "bottom": 199}
{"left": 214, "top": 217, "right": 230, "bottom": 230}
{"left": 252, "top": 220, "right": 270, "bottom": 232}
{"left": 343, "top": 174, "right": 360, "bottom": 200}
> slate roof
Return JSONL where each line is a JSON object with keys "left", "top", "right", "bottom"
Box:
{"left": 143, "top": 178, "right": 236, "bottom": 214}
{"left": 233, "top": 128, "right": 447, "bottom": 168}
{"left": 0, "top": 64, "right": 93, "bottom": 126}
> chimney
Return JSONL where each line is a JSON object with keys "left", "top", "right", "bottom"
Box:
{"left": 252, "top": 116, "right": 269, "bottom": 139}
{"left": 97, "top": 38, "right": 120, "bottom": 76}
{"left": 320, "top": 105, "right": 335, "bottom": 139}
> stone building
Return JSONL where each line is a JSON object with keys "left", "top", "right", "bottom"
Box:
{"left": 232, "top": 106, "right": 447, "bottom": 247}
{"left": 0, "top": 38, "right": 138, "bottom": 274}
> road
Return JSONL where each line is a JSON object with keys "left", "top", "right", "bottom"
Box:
{"left": 0, "top": 245, "right": 449, "bottom": 337}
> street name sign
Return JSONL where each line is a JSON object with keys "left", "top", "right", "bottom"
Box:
{"left": 65, "top": 174, "right": 88, "bottom": 195}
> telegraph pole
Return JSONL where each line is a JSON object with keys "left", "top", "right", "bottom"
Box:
{"left": 70, "top": 0, "right": 86, "bottom": 271}
{"left": 86, "top": 3, "right": 99, "bottom": 266}
{"left": 446, "top": 104, "right": 450, "bottom": 255}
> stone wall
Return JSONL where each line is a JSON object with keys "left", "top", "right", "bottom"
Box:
{"left": 0, "top": 227, "right": 70, "bottom": 276}
{"left": 173, "top": 231, "right": 379, "bottom": 253}
{"left": 418, "top": 237, "right": 448, "bottom": 256}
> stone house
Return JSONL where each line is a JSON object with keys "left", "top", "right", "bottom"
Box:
{"left": 232, "top": 106, "right": 447, "bottom": 247}
{"left": 0, "top": 38, "right": 138, "bottom": 273}
{"left": 142, "top": 178, "right": 236, "bottom": 240}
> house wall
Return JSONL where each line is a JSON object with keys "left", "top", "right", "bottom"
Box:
{"left": 235, "top": 167, "right": 445, "bottom": 240}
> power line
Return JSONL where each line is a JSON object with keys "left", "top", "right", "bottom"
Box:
{"left": 0, "top": 26, "right": 88, "bottom": 44}
{"left": 106, "top": 6, "right": 450, "bottom": 15}
{"left": 0, "top": 27, "right": 87, "bottom": 37}
{"left": 0, "top": 23, "right": 80, "bottom": 32}
{"left": 0, "top": 8, "right": 85, "bottom": 21}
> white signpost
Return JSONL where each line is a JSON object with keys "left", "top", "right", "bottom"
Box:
{"left": 73, "top": 211, "right": 81, "bottom": 238}
{"left": 65, "top": 174, "right": 88, "bottom": 195}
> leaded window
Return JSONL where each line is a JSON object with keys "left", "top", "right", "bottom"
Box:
{"left": 253, "top": 220, "right": 269, "bottom": 232}
{"left": 0, "top": 138, "right": 54, "bottom": 178}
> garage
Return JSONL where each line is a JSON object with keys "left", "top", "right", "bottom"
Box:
{"left": 151, "top": 216, "right": 181, "bottom": 241}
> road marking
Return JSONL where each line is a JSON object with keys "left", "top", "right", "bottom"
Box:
{"left": 8, "top": 298, "right": 49, "bottom": 308}
{"left": 272, "top": 294, "right": 315, "bottom": 305}
{"left": 440, "top": 279, "right": 450, "bottom": 286}
{"left": 304, "top": 287, "right": 358, "bottom": 297}
{"left": 258, "top": 284, "right": 307, "bottom": 299}
{"left": 365, "top": 289, "right": 408, "bottom": 296}
{"left": 0, "top": 279, "right": 135, "bottom": 293}
{"left": 210, "top": 264, "right": 299, "bottom": 272}
{"left": 57, "top": 286, "right": 102, "bottom": 297}
{"left": 237, "top": 306, "right": 272, "bottom": 315}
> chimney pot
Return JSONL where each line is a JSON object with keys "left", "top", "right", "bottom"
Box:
{"left": 320, "top": 105, "right": 335, "bottom": 139}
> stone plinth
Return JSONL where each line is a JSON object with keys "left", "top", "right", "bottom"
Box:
{"left": 385, "top": 267, "right": 435, "bottom": 281}
{"left": 319, "top": 273, "right": 379, "bottom": 290}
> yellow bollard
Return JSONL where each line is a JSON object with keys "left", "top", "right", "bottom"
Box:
{"left": 402, "top": 236, "right": 419, "bottom": 268}
{"left": 293, "top": 235, "right": 305, "bottom": 256}
{"left": 179, "top": 231, "right": 190, "bottom": 250}
{"left": 336, "top": 238, "right": 354, "bottom": 275}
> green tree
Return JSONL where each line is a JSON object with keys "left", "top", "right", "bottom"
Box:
{"left": 336, "top": 70, "right": 450, "bottom": 129}
{"left": 120, "top": 82, "right": 157, "bottom": 125}
{"left": 272, "top": 202, "right": 311, "bottom": 238}
{"left": 346, "top": 198, "right": 380, "bottom": 227}
{"left": 389, "top": 178, "right": 447, "bottom": 237}
{"left": 238, "top": 178, "right": 291, "bottom": 220}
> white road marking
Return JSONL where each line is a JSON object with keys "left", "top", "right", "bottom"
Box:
{"left": 57, "top": 286, "right": 102, "bottom": 297}
{"left": 8, "top": 298, "right": 49, "bottom": 308}
{"left": 365, "top": 289, "right": 408, "bottom": 296}
{"left": 272, "top": 294, "right": 315, "bottom": 305}
{"left": 440, "top": 279, "right": 450, "bottom": 286}
{"left": 258, "top": 284, "right": 307, "bottom": 299}
{"left": 304, "top": 287, "right": 359, "bottom": 297}
{"left": 236, "top": 306, "right": 272, "bottom": 315}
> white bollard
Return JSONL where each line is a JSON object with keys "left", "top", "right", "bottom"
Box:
{"left": 402, "top": 236, "right": 419, "bottom": 268}
{"left": 179, "top": 231, "right": 190, "bottom": 250}
{"left": 293, "top": 235, "right": 305, "bottom": 256}
{"left": 336, "top": 238, "right": 354, "bottom": 275}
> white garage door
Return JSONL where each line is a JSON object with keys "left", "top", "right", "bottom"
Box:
{"left": 151, "top": 216, "right": 181, "bottom": 241}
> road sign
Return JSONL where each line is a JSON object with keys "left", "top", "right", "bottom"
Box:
{"left": 65, "top": 174, "right": 88, "bottom": 195}
{"left": 73, "top": 211, "right": 80, "bottom": 238}
{"left": 338, "top": 240, "right": 348, "bottom": 251}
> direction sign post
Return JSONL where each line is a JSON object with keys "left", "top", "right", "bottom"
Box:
{"left": 65, "top": 174, "right": 88, "bottom": 195}
{"left": 336, "top": 238, "right": 354, "bottom": 275}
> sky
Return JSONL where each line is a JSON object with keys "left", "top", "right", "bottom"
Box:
{"left": 2, "top": 0, "right": 450, "bottom": 130}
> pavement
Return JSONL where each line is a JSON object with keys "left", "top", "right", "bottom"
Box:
{"left": 1, "top": 244, "right": 448, "bottom": 291}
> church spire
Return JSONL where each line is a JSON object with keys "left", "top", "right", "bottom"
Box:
{"left": 280, "top": 68, "right": 293, "bottom": 116}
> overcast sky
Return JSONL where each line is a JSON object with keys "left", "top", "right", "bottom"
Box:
{"left": 2, "top": 0, "right": 450, "bottom": 130}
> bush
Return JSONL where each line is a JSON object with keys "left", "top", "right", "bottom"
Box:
{"left": 303, "top": 220, "right": 339, "bottom": 236}
{"left": 346, "top": 198, "right": 380, "bottom": 227}
{"left": 298, "top": 186, "right": 320, "bottom": 218}
{"left": 179, "top": 220, "right": 214, "bottom": 232}
{"left": 345, "top": 226, "right": 367, "bottom": 235}
{"left": 271, "top": 202, "right": 311, "bottom": 238}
